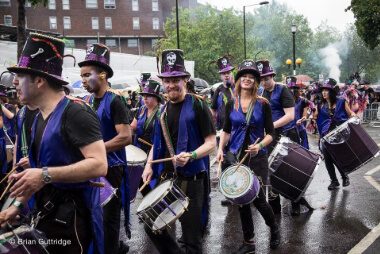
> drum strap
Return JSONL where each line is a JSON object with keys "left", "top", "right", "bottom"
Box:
{"left": 237, "top": 98, "right": 255, "bottom": 159}
{"left": 20, "top": 122, "right": 29, "bottom": 158}
{"left": 144, "top": 106, "right": 159, "bottom": 131}
{"left": 160, "top": 105, "right": 177, "bottom": 174}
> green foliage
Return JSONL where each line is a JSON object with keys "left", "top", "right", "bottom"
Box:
{"left": 350, "top": 0, "right": 380, "bottom": 50}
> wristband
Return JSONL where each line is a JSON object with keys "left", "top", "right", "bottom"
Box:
{"left": 191, "top": 151, "right": 198, "bottom": 160}
{"left": 259, "top": 142, "right": 264, "bottom": 150}
{"left": 12, "top": 200, "right": 24, "bottom": 210}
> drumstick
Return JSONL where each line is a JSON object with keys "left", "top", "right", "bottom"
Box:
{"left": 0, "top": 167, "right": 18, "bottom": 185}
{"left": 139, "top": 180, "right": 150, "bottom": 192}
{"left": 234, "top": 138, "right": 260, "bottom": 173}
{"left": 89, "top": 181, "right": 105, "bottom": 188}
{"left": 149, "top": 154, "right": 192, "bottom": 164}
{"left": 138, "top": 138, "right": 153, "bottom": 147}
{"left": 0, "top": 179, "right": 14, "bottom": 201}
{"left": 217, "top": 160, "right": 222, "bottom": 178}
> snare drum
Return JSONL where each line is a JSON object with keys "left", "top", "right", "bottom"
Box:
{"left": 136, "top": 180, "right": 189, "bottom": 233}
{"left": 0, "top": 225, "right": 48, "bottom": 253}
{"left": 268, "top": 137, "right": 321, "bottom": 202}
{"left": 100, "top": 177, "right": 117, "bottom": 207}
{"left": 219, "top": 164, "right": 260, "bottom": 205}
{"left": 125, "top": 145, "right": 147, "bottom": 202}
{"left": 321, "top": 117, "right": 380, "bottom": 174}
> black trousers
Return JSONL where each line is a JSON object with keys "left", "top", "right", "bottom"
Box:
{"left": 238, "top": 154, "right": 276, "bottom": 242}
{"left": 144, "top": 175, "right": 205, "bottom": 254}
{"left": 103, "top": 165, "right": 123, "bottom": 254}
{"left": 321, "top": 145, "right": 347, "bottom": 182}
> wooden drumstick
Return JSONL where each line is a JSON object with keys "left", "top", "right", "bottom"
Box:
{"left": 149, "top": 154, "right": 191, "bottom": 164}
{"left": 0, "top": 179, "right": 14, "bottom": 201}
{"left": 139, "top": 180, "right": 150, "bottom": 192}
{"left": 234, "top": 138, "right": 260, "bottom": 173}
{"left": 217, "top": 160, "right": 222, "bottom": 178}
{"left": 0, "top": 167, "right": 18, "bottom": 185}
{"left": 138, "top": 138, "right": 153, "bottom": 147}
{"left": 89, "top": 181, "right": 105, "bottom": 188}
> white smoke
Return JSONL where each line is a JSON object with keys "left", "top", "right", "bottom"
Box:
{"left": 319, "top": 43, "right": 342, "bottom": 81}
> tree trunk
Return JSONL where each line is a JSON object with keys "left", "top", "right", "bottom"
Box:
{"left": 17, "top": 0, "right": 26, "bottom": 61}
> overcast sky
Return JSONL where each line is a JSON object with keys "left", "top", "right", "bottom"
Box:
{"left": 197, "top": 0, "right": 355, "bottom": 32}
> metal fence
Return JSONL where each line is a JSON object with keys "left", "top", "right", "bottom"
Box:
{"left": 363, "top": 102, "right": 380, "bottom": 127}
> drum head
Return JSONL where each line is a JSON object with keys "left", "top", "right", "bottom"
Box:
{"left": 152, "top": 198, "right": 189, "bottom": 231}
{"left": 137, "top": 180, "right": 173, "bottom": 212}
{"left": 219, "top": 165, "right": 253, "bottom": 199}
{"left": 125, "top": 145, "right": 147, "bottom": 164}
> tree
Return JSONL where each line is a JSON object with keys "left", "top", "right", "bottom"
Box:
{"left": 16, "top": 0, "right": 47, "bottom": 59}
{"left": 348, "top": 0, "right": 380, "bottom": 50}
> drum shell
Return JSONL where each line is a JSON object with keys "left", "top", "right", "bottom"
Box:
{"left": 100, "top": 177, "right": 117, "bottom": 207}
{"left": 322, "top": 121, "right": 380, "bottom": 174}
{"left": 127, "top": 162, "right": 145, "bottom": 202}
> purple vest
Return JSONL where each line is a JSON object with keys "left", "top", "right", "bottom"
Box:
{"left": 317, "top": 98, "right": 349, "bottom": 136}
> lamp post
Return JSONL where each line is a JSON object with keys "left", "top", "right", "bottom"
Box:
{"left": 291, "top": 24, "right": 297, "bottom": 75}
{"left": 176, "top": 0, "right": 180, "bottom": 49}
{"left": 243, "top": 1, "right": 269, "bottom": 59}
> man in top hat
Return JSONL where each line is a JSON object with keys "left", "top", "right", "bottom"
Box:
{"left": 286, "top": 76, "right": 310, "bottom": 149}
{"left": 79, "top": 43, "right": 132, "bottom": 254}
{"left": 0, "top": 33, "right": 107, "bottom": 254}
{"left": 142, "top": 49, "right": 216, "bottom": 254}
{"left": 211, "top": 56, "right": 235, "bottom": 131}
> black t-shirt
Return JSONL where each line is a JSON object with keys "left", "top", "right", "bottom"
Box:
{"left": 92, "top": 95, "right": 131, "bottom": 125}
{"left": 262, "top": 84, "right": 295, "bottom": 109}
{"left": 15, "top": 107, "right": 39, "bottom": 150}
{"left": 32, "top": 100, "right": 103, "bottom": 161}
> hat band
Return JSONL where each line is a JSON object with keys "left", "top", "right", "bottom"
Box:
{"left": 162, "top": 65, "right": 186, "bottom": 73}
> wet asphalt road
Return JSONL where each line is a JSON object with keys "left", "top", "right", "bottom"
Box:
{"left": 121, "top": 125, "right": 380, "bottom": 254}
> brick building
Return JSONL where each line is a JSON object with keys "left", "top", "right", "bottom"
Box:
{"left": 0, "top": 0, "right": 198, "bottom": 54}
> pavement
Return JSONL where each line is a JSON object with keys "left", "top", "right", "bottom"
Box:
{"left": 122, "top": 124, "right": 380, "bottom": 254}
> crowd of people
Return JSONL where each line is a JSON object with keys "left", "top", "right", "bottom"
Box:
{"left": 0, "top": 33, "right": 377, "bottom": 254}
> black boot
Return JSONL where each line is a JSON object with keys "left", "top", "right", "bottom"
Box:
{"left": 328, "top": 181, "right": 340, "bottom": 190}
{"left": 342, "top": 177, "right": 350, "bottom": 187}
{"left": 298, "top": 197, "right": 314, "bottom": 211}
{"left": 291, "top": 202, "right": 300, "bottom": 216}
{"left": 221, "top": 199, "right": 233, "bottom": 206}
{"left": 269, "top": 195, "right": 281, "bottom": 214}
{"left": 270, "top": 225, "right": 280, "bottom": 249}
{"left": 118, "top": 241, "right": 129, "bottom": 254}
{"left": 233, "top": 242, "right": 255, "bottom": 254}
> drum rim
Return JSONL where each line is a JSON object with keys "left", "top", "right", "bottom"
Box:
{"left": 125, "top": 145, "right": 148, "bottom": 163}
{"left": 322, "top": 117, "right": 359, "bottom": 140}
{"left": 126, "top": 161, "right": 146, "bottom": 166}
{"left": 137, "top": 180, "right": 173, "bottom": 213}
{"left": 268, "top": 136, "right": 290, "bottom": 170}
{"left": 151, "top": 197, "right": 190, "bottom": 232}
{"left": 219, "top": 164, "right": 255, "bottom": 199}
{"left": 100, "top": 188, "right": 117, "bottom": 207}
{"left": 231, "top": 177, "right": 261, "bottom": 205}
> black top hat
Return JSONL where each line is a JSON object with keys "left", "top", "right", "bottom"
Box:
{"left": 217, "top": 56, "right": 234, "bottom": 74}
{"left": 256, "top": 60, "right": 276, "bottom": 77}
{"left": 139, "top": 80, "right": 162, "bottom": 101}
{"left": 235, "top": 60, "right": 261, "bottom": 81}
{"left": 320, "top": 78, "right": 337, "bottom": 90}
{"left": 78, "top": 43, "right": 114, "bottom": 78}
{"left": 139, "top": 73, "right": 151, "bottom": 86}
{"left": 8, "top": 33, "right": 68, "bottom": 86}
{"left": 157, "top": 49, "right": 189, "bottom": 78}
{"left": 286, "top": 76, "right": 298, "bottom": 88}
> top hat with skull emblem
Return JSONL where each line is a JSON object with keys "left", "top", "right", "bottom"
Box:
{"left": 139, "top": 80, "right": 162, "bottom": 102}
{"left": 320, "top": 78, "right": 337, "bottom": 91}
{"left": 217, "top": 56, "right": 234, "bottom": 74}
{"left": 78, "top": 43, "right": 114, "bottom": 78}
{"left": 139, "top": 73, "right": 151, "bottom": 87}
{"left": 7, "top": 33, "right": 68, "bottom": 86}
{"left": 256, "top": 60, "right": 276, "bottom": 78}
{"left": 157, "top": 49, "right": 189, "bottom": 78}
{"left": 286, "top": 76, "right": 298, "bottom": 89}
{"left": 235, "top": 60, "right": 261, "bottom": 82}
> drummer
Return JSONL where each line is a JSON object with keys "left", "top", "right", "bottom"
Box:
{"left": 1, "top": 33, "right": 107, "bottom": 254}
{"left": 130, "top": 80, "right": 162, "bottom": 195}
{"left": 79, "top": 43, "right": 132, "bottom": 254}
{"left": 216, "top": 60, "right": 280, "bottom": 253}
{"left": 0, "top": 90, "right": 15, "bottom": 174}
{"left": 142, "top": 49, "right": 216, "bottom": 254}
{"left": 313, "top": 78, "right": 356, "bottom": 190}
{"left": 286, "top": 76, "right": 310, "bottom": 149}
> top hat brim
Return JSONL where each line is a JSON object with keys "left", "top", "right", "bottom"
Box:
{"left": 157, "top": 71, "right": 190, "bottom": 79}
{"left": 260, "top": 71, "right": 276, "bottom": 78}
{"left": 218, "top": 66, "right": 235, "bottom": 74}
{"left": 139, "top": 92, "right": 162, "bottom": 102}
{"left": 7, "top": 66, "right": 68, "bottom": 86}
{"left": 235, "top": 69, "right": 261, "bottom": 82}
{"left": 78, "top": 60, "right": 114, "bottom": 78}
{"left": 319, "top": 85, "right": 335, "bottom": 91}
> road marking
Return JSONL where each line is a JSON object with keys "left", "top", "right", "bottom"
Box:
{"left": 349, "top": 163, "right": 380, "bottom": 253}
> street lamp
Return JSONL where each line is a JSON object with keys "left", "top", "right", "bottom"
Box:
{"left": 243, "top": 1, "right": 269, "bottom": 59}
{"left": 291, "top": 24, "right": 297, "bottom": 75}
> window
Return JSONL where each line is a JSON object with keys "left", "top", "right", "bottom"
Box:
{"left": 65, "top": 39, "right": 75, "bottom": 48}
{"left": 0, "top": 0, "right": 10, "bottom": 7}
{"left": 63, "top": 16, "right": 71, "bottom": 29}
{"left": 106, "top": 39, "right": 116, "bottom": 47}
{"left": 86, "top": 0, "right": 97, "bottom": 9}
{"left": 152, "top": 18, "right": 159, "bottom": 30}
{"left": 87, "top": 39, "right": 98, "bottom": 45}
{"left": 48, "top": 0, "right": 56, "bottom": 9}
{"left": 133, "top": 17, "right": 140, "bottom": 30}
{"left": 25, "top": 1, "right": 31, "bottom": 7}
{"left": 49, "top": 16, "right": 57, "bottom": 29}
{"left": 152, "top": 39, "right": 158, "bottom": 48}
{"left": 128, "top": 39, "right": 138, "bottom": 48}
{"left": 105, "top": 17, "right": 112, "bottom": 29}
{"left": 91, "top": 17, "right": 99, "bottom": 30}
{"left": 132, "top": 0, "right": 138, "bottom": 11}
{"left": 4, "top": 15, "right": 12, "bottom": 26}
{"left": 104, "top": 0, "right": 115, "bottom": 9}
{"left": 152, "top": 0, "right": 158, "bottom": 11}
{"left": 62, "top": 0, "right": 70, "bottom": 10}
